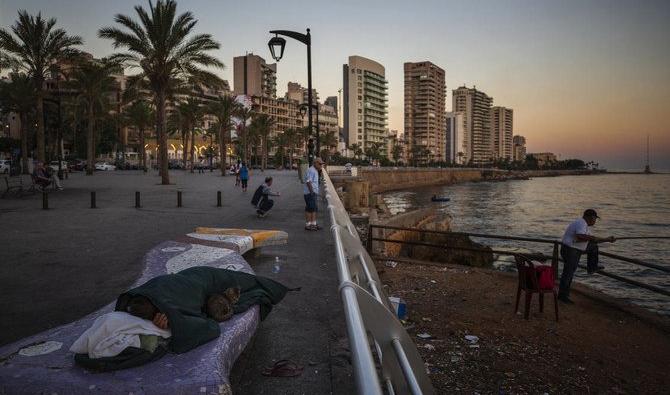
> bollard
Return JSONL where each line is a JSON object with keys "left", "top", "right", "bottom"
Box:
{"left": 42, "top": 191, "right": 48, "bottom": 210}
{"left": 90, "top": 191, "right": 96, "bottom": 208}
{"left": 217, "top": 191, "right": 222, "bottom": 207}
{"left": 135, "top": 191, "right": 141, "bottom": 208}
{"left": 177, "top": 191, "right": 182, "bottom": 207}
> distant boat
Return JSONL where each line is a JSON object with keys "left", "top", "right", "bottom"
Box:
{"left": 431, "top": 195, "right": 450, "bottom": 202}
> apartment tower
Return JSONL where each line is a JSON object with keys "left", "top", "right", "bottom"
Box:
{"left": 404, "top": 61, "right": 446, "bottom": 163}
{"left": 491, "top": 106, "right": 514, "bottom": 160}
{"left": 446, "top": 111, "right": 466, "bottom": 164}
{"left": 452, "top": 86, "right": 493, "bottom": 165}
{"left": 343, "top": 56, "right": 388, "bottom": 153}
{"left": 233, "top": 54, "right": 277, "bottom": 98}
{"left": 513, "top": 135, "right": 527, "bottom": 162}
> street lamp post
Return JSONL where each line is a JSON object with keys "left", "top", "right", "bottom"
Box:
{"left": 268, "top": 28, "right": 319, "bottom": 165}
{"left": 299, "top": 103, "right": 320, "bottom": 160}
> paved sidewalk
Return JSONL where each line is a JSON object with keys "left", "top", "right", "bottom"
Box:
{"left": 0, "top": 170, "right": 354, "bottom": 394}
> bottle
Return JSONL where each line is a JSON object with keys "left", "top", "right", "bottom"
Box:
{"left": 272, "top": 256, "right": 281, "bottom": 273}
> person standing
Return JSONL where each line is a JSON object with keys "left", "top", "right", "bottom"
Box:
{"left": 303, "top": 157, "right": 323, "bottom": 231}
{"left": 239, "top": 162, "right": 249, "bottom": 192}
{"left": 559, "top": 209, "right": 616, "bottom": 304}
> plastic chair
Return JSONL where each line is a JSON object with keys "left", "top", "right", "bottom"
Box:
{"left": 514, "top": 254, "right": 559, "bottom": 321}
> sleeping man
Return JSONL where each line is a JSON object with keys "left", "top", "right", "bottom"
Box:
{"left": 71, "top": 266, "right": 288, "bottom": 371}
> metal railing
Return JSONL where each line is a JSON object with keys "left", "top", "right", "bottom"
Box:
{"left": 323, "top": 170, "right": 435, "bottom": 395}
{"left": 368, "top": 224, "right": 670, "bottom": 298}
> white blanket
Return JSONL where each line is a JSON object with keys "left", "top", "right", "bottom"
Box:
{"left": 70, "top": 311, "right": 171, "bottom": 359}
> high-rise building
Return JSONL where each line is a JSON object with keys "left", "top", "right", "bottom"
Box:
{"left": 491, "top": 106, "right": 514, "bottom": 160}
{"left": 233, "top": 54, "right": 277, "bottom": 98}
{"left": 285, "top": 81, "right": 318, "bottom": 104}
{"left": 446, "top": 111, "right": 466, "bottom": 164}
{"left": 452, "top": 86, "right": 493, "bottom": 165}
{"left": 324, "top": 96, "right": 338, "bottom": 115}
{"left": 404, "top": 61, "right": 446, "bottom": 163}
{"left": 513, "top": 135, "right": 527, "bottom": 162}
{"left": 343, "top": 55, "right": 388, "bottom": 152}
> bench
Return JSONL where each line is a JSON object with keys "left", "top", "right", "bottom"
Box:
{"left": 2, "top": 176, "right": 25, "bottom": 198}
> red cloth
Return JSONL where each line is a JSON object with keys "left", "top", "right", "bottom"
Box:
{"left": 534, "top": 265, "right": 554, "bottom": 290}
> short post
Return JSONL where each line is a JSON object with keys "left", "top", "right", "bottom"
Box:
{"left": 217, "top": 191, "right": 222, "bottom": 207}
{"left": 177, "top": 191, "right": 182, "bottom": 207}
{"left": 552, "top": 242, "right": 559, "bottom": 281}
{"left": 42, "top": 191, "right": 48, "bottom": 210}
{"left": 90, "top": 191, "right": 96, "bottom": 209}
{"left": 135, "top": 191, "right": 141, "bottom": 208}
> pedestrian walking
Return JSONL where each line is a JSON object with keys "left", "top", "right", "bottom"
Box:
{"left": 558, "top": 209, "right": 616, "bottom": 304}
{"left": 239, "top": 162, "right": 249, "bottom": 192}
{"left": 303, "top": 157, "right": 323, "bottom": 231}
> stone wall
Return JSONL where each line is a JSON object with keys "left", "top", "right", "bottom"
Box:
{"left": 358, "top": 168, "right": 483, "bottom": 193}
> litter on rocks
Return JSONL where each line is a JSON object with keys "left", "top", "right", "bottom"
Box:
{"left": 465, "top": 335, "right": 479, "bottom": 343}
{"left": 417, "top": 333, "right": 432, "bottom": 339}
{"left": 385, "top": 261, "right": 399, "bottom": 268}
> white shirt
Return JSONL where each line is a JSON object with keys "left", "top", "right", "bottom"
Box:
{"left": 562, "top": 218, "right": 592, "bottom": 251}
{"left": 303, "top": 166, "right": 319, "bottom": 195}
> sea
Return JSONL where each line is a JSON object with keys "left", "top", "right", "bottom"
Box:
{"left": 382, "top": 173, "right": 670, "bottom": 315}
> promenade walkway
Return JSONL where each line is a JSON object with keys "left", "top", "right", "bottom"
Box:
{"left": 0, "top": 170, "right": 353, "bottom": 394}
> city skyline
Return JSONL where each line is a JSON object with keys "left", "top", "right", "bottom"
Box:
{"left": 1, "top": 0, "right": 669, "bottom": 169}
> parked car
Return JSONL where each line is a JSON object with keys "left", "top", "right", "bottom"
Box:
{"left": 69, "top": 159, "right": 87, "bottom": 171}
{"left": 0, "top": 159, "right": 11, "bottom": 174}
{"left": 95, "top": 162, "right": 116, "bottom": 171}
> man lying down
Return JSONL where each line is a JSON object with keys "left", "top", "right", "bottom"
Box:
{"left": 70, "top": 266, "right": 289, "bottom": 371}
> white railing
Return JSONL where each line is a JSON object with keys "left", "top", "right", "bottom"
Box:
{"left": 323, "top": 170, "right": 434, "bottom": 395}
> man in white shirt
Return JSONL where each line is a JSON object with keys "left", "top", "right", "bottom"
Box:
{"left": 303, "top": 157, "right": 323, "bottom": 231}
{"left": 559, "top": 209, "right": 616, "bottom": 303}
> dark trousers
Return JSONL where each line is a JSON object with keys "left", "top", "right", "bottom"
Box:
{"left": 258, "top": 198, "right": 274, "bottom": 214}
{"left": 559, "top": 242, "right": 599, "bottom": 298}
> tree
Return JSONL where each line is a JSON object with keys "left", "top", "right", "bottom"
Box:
{"left": 234, "top": 106, "right": 253, "bottom": 163}
{"left": 0, "top": 11, "right": 82, "bottom": 162}
{"left": 207, "top": 96, "right": 241, "bottom": 175}
{"left": 391, "top": 142, "right": 403, "bottom": 165}
{"left": 283, "top": 128, "right": 298, "bottom": 169}
{"left": 174, "top": 98, "right": 204, "bottom": 172}
{"left": 320, "top": 130, "right": 338, "bottom": 162}
{"left": 123, "top": 100, "right": 153, "bottom": 171}
{"left": 0, "top": 73, "right": 35, "bottom": 173}
{"left": 67, "top": 58, "right": 121, "bottom": 175}
{"left": 350, "top": 143, "right": 363, "bottom": 160}
{"left": 251, "top": 114, "right": 275, "bottom": 171}
{"left": 99, "top": 0, "right": 223, "bottom": 184}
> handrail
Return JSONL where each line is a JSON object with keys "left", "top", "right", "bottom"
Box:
{"left": 323, "top": 170, "right": 434, "bottom": 395}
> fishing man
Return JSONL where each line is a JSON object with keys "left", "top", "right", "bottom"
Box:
{"left": 559, "top": 209, "right": 616, "bottom": 304}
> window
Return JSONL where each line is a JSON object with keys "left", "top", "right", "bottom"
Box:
{"left": 357, "top": 76, "right": 362, "bottom": 81}
{"left": 358, "top": 96, "right": 362, "bottom": 100}
{"left": 358, "top": 122, "right": 362, "bottom": 126}
{"left": 357, "top": 69, "right": 362, "bottom": 74}
{"left": 358, "top": 109, "right": 362, "bottom": 113}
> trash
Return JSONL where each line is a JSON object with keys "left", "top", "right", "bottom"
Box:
{"left": 464, "top": 335, "right": 479, "bottom": 344}
{"left": 421, "top": 317, "right": 432, "bottom": 322}
{"left": 417, "top": 333, "right": 432, "bottom": 339}
{"left": 272, "top": 256, "right": 281, "bottom": 273}
{"left": 469, "top": 344, "right": 480, "bottom": 349}
{"left": 424, "top": 344, "right": 436, "bottom": 351}
{"left": 388, "top": 296, "right": 407, "bottom": 320}
{"left": 385, "top": 261, "right": 398, "bottom": 268}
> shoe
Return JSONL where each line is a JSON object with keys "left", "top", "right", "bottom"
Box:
{"left": 558, "top": 296, "right": 574, "bottom": 304}
{"left": 313, "top": 224, "right": 322, "bottom": 230}
{"left": 305, "top": 225, "right": 316, "bottom": 231}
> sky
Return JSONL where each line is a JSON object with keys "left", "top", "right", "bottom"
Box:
{"left": 1, "top": 0, "right": 669, "bottom": 170}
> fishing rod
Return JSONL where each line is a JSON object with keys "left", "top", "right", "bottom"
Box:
{"left": 614, "top": 236, "right": 670, "bottom": 240}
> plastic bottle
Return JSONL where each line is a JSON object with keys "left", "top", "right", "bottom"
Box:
{"left": 272, "top": 256, "right": 281, "bottom": 273}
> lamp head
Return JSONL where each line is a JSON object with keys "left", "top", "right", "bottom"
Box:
{"left": 268, "top": 34, "right": 286, "bottom": 62}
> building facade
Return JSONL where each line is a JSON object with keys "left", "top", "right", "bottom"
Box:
{"left": 452, "top": 86, "right": 493, "bottom": 165}
{"left": 528, "top": 152, "right": 557, "bottom": 167}
{"left": 512, "top": 135, "right": 526, "bottom": 162}
{"left": 491, "top": 106, "right": 513, "bottom": 160}
{"left": 446, "top": 111, "right": 466, "bottom": 164}
{"left": 343, "top": 55, "right": 388, "bottom": 153}
{"left": 285, "top": 82, "right": 318, "bottom": 104}
{"left": 233, "top": 54, "right": 277, "bottom": 98}
{"left": 404, "top": 61, "right": 446, "bottom": 163}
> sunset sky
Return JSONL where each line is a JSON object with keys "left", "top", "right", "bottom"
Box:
{"left": 2, "top": 0, "right": 669, "bottom": 170}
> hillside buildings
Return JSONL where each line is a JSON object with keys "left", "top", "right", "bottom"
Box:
{"left": 513, "top": 135, "right": 527, "bottom": 162}
{"left": 404, "top": 61, "right": 446, "bottom": 163}
{"left": 343, "top": 55, "right": 388, "bottom": 153}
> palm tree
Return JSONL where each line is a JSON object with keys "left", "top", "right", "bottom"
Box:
{"left": 350, "top": 143, "right": 363, "bottom": 160}
{"left": 235, "top": 107, "right": 254, "bottom": 163}
{"left": 0, "top": 72, "right": 35, "bottom": 173}
{"left": 391, "top": 142, "right": 403, "bottom": 165}
{"left": 282, "top": 128, "right": 298, "bottom": 170}
{"left": 99, "top": 0, "right": 223, "bottom": 184}
{"left": 124, "top": 100, "right": 153, "bottom": 171}
{"left": 251, "top": 114, "right": 276, "bottom": 171}
{"left": 0, "top": 11, "right": 82, "bottom": 163}
{"left": 67, "top": 58, "right": 122, "bottom": 175}
{"left": 320, "top": 130, "right": 338, "bottom": 162}
{"left": 207, "top": 96, "right": 241, "bottom": 175}
{"left": 174, "top": 98, "right": 204, "bottom": 172}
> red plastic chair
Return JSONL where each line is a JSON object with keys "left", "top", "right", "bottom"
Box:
{"left": 514, "top": 254, "right": 559, "bottom": 321}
